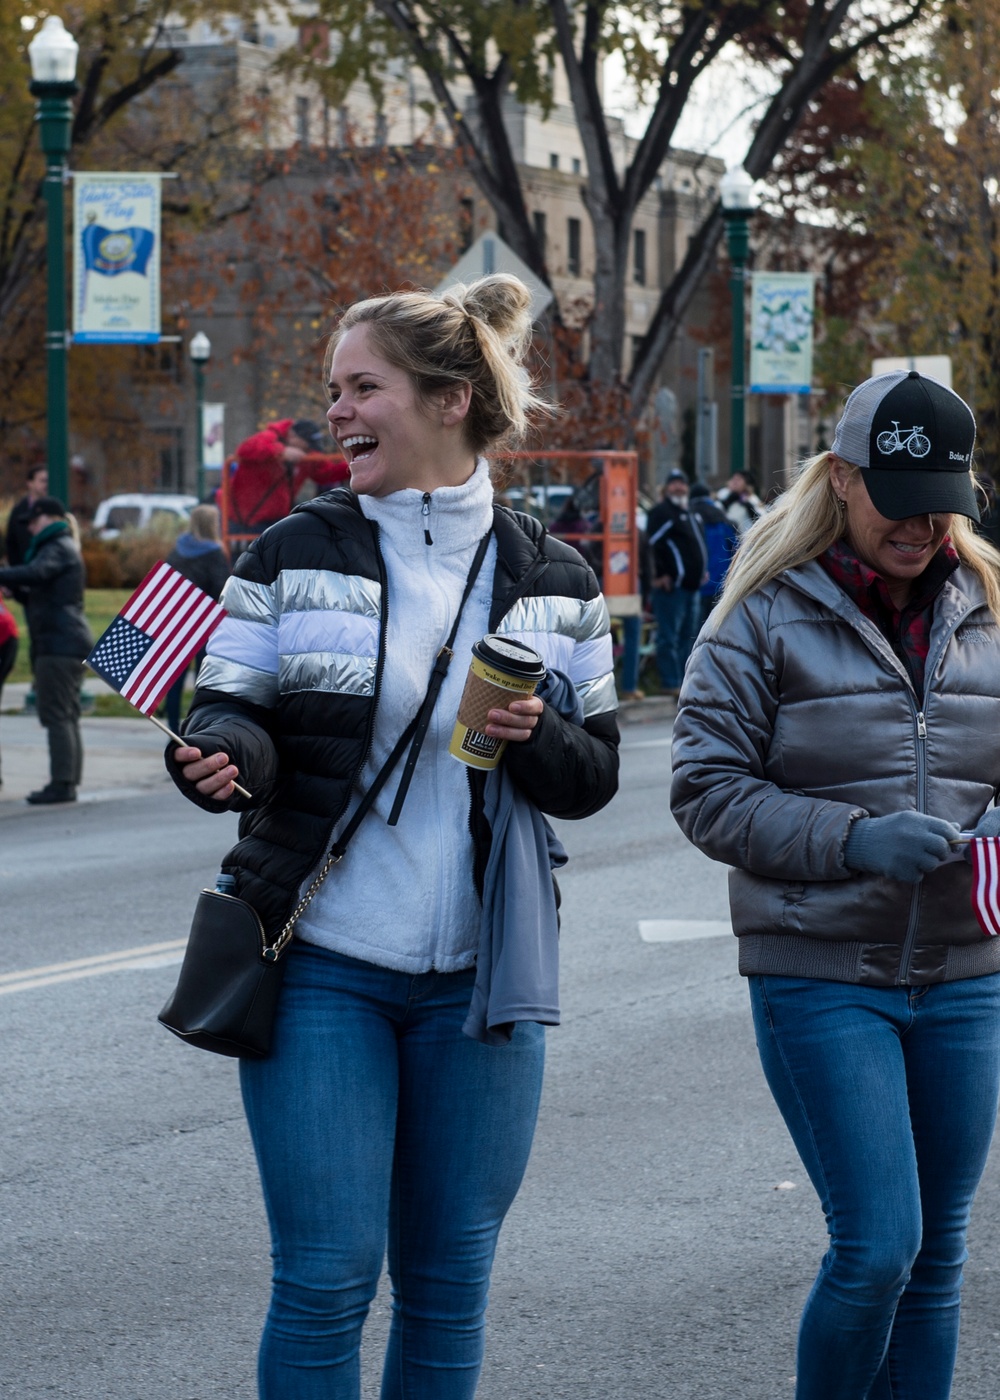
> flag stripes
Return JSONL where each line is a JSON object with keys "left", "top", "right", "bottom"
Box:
{"left": 970, "top": 837, "right": 1000, "bottom": 938}
{"left": 86, "top": 562, "right": 227, "bottom": 717}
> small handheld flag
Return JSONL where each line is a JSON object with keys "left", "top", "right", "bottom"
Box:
{"left": 85, "top": 562, "right": 251, "bottom": 800}
{"left": 87, "top": 562, "right": 226, "bottom": 715}
{"left": 969, "top": 837, "right": 1000, "bottom": 938}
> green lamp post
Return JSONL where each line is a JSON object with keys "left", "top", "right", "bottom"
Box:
{"left": 719, "top": 166, "right": 758, "bottom": 479}
{"left": 28, "top": 15, "right": 79, "bottom": 508}
{"left": 189, "top": 332, "right": 211, "bottom": 502}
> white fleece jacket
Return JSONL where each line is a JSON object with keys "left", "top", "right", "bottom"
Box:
{"left": 295, "top": 461, "right": 497, "bottom": 971}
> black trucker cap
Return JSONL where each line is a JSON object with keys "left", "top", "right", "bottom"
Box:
{"left": 830, "top": 369, "right": 978, "bottom": 521}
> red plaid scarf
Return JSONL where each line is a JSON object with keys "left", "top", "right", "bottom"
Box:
{"left": 818, "top": 537, "right": 959, "bottom": 694}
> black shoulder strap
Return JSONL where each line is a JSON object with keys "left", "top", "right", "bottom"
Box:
{"left": 386, "top": 527, "right": 493, "bottom": 826}
{"left": 330, "top": 527, "right": 493, "bottom": 849}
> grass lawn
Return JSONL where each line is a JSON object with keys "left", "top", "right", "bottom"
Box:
{"left": 5, "top": 588, "right": 132, "bottom": 685}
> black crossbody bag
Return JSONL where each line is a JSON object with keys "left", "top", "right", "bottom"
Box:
{"left": 158, "top": 530, "right": 492, "bottom": 1058}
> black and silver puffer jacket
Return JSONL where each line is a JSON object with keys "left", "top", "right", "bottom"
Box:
{"left": 167, "top": 488, "right": 619, "bottom": 936}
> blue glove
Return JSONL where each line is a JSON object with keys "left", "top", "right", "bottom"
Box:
{"left": 971, "top": 807, "right": 1000, "bottom": 839}
{"left": 963, "top": 806, "right": 1000, "bottom": 863}
{"left": 845, "top": 812, "right": 960, "bottom": 883}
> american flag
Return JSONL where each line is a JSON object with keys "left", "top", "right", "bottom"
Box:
{"left": 86, "top": 562, "right": 226, "bottom": 716}
{"left": 970, "top": 837, "right": 1000, "bottom": 938}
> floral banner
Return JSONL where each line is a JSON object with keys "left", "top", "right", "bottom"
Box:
{"left": 749, "top": 272, "right": 815, "bottom": 395}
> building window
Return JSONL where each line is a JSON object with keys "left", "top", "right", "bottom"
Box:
{"left": 571, "top": 157, "right": 581, "bottom": 175}
{"left": 631, "top": 335, "right": 644, "bottom": 369}
{"left": 296, "top": 96, "right": 310, "bottom": 148}
{"left": 549, "top": 153, "right": 559, "bottom": 170}
{"left": 567, "top": 217, "right": 581, "bottom": 276}
{"left": 153, "top": 427, "right": 185, "bottom": 492}
{"left": 337, "top": 106, "right": 350, "bottom": 147}
{"left": 633, "top": 228, "right": 647, "bottom": 286}
{"left": 533, "top": 210, "right": 547, "bottom": 256}
{"left": 375, "top": 111, "right": 388, "bottom": 147}
{"left": 459, "top": 197, "right": 475, "bottom": 252}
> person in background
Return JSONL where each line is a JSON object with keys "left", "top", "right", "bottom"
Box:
{"left": 646, "top": 469, "right": 708, "bottom": 696}
{"left": 4, "top": 465, "right": 49, "bottom": 566}
{"left": 0, "top": 496, "right": 92, "bottom": 804}
{"left": 163, "top": 505, "right": 230, "bottom": 735}
{"left": 689, "top": 481, "right": 738, "bottom": 628}
{"left": 229, "top": 418, "right": 349, "bottom": 533}
{"left": 0, "top": 594, "right": 18, "bottom": 789}
{"left": 717, "top": 469, "right": 763, "bottom": 535}
{"left": 672, "top": 370, "right": 1000, "bottom": 1400}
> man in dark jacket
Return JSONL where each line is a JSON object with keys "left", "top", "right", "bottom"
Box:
{"left": 0, "top": 496, "right": 93, "bottom": 803}
{"left": 646, "top": 469, "right": 708, "bottom": 694}
{"left": 4, "top": 464, "right": 49, "bottom": 566}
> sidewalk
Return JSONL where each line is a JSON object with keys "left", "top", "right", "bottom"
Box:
{"left": 0, "top": 683, "right": 672, "bottom": 808}
{"left": 0, "top": 712, "right": 171, "bottom": 806}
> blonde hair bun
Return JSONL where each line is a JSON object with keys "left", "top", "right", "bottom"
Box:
{"left": 452, "top": 275, "right": 533, "bottom": 358}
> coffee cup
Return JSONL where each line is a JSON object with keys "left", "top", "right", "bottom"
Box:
{"left": 449, "top": 635, "right": 546, "bottom": 770}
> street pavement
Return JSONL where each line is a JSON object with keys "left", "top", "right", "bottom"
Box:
{"left": 2, "top": 712, "right": 999, "bottom": 1397}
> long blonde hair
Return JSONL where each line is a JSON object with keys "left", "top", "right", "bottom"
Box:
{"left": 711, "top": 451, "right": 1000, "bottom": 627}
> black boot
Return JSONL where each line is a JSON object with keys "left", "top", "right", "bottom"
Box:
{"left": 26, "top": 783, "right": 77, "bottom": 805}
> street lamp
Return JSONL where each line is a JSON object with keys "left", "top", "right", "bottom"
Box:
{"left": 720, "top": 165, "right": 758, "bottom": 478}
{"left": 28, "top": 16, "right": 79, "bottom": 508}
{"left": 189, "top": 332, "right": 211, "bottom": 501}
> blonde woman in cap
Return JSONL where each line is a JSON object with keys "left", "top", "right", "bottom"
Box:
{"left": 672, "top": 370, "right": 1000, "bottom": 1399}
{"left": 166, "top": 275, "right": 619, "bottom": 1398}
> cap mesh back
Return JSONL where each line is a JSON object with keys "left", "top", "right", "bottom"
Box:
{"left": 831, "top": 371, "right": 908, "bottom": 469}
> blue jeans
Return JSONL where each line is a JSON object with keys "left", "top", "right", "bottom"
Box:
{"left": 650, "top": 585, "right": 700, "bottom": 689}
{"left": 749, "top": 973, "right": 1000, "bottom": 1400}
{"left": 240, "top": 943, "right": 546, "bottom": 1399}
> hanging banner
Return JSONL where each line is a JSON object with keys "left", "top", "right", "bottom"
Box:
{"left": 72, "top": 173, "right": 161, "bottom": 343}
{"left": 749, "top": 272, "right": 815, "bottom": 394}
{"left": 202, "top": 404, "right": 226, "bottom": 469}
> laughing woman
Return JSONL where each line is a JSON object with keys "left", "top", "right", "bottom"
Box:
{"left": 165, "top": 274, "right": 619, "bottom": 1398}
{"left": 672, "top": 371, "right": 1000, "bottom": 1400}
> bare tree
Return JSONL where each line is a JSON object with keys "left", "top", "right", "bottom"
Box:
{"left": 308, "top": 0, "right": 927, "bottom": 414}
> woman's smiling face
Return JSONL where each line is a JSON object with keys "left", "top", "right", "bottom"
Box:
{"left": 830, "top": 455, "right": 952, "bottom": 607}
{"left": 326, "top": 324, "right": 476, "bottom": 498}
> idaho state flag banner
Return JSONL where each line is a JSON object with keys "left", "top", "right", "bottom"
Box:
{"left": 969, "top": 837, "right": 1000, "bottom": 938}
{"left": 86, "top": 562, "right": 226, "bottom": 716}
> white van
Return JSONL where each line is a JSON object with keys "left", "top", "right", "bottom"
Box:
{"left": 92, "top": 493, "right": 199, "bottom": 540}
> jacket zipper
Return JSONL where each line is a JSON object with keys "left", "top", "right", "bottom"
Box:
{"left": 897, "top": 699, "right": 927, "bottom": 984}
{"left": 896, "top": 602, "right": 976, "bottom": 983}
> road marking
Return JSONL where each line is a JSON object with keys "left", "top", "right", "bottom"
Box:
{"left": 0, "top": 939, "right": 187, "bottom": 996}
{"left": 639, "top": 919, "right": 731, "bottom": 943}
{"left": 622, "top": 737, "right": 672, "bottom": 750}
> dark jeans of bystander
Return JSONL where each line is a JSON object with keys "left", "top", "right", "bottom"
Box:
{"left": 34, "top": 653, "right": 84, "bottom": 791}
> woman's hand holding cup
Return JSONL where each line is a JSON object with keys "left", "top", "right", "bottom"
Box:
{"left": 174, "top": 744, "right": 241, "bottom": 801}
{"left": 485, "top": 695, "right": 543, "bottom": 744}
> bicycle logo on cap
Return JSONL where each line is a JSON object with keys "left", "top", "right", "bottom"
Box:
{"left": 876, "top": 422, "right": 931, "bottom": 459}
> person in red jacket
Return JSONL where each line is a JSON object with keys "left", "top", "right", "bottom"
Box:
{"left": 0, "top": 595, "right": 18, "bottom": 789}
{"left": 229, "top": 418, "right": 348, "bottom": 532}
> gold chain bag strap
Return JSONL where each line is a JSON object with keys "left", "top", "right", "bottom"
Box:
{"left": 158, "top": 529, "right": 493, "bottom": 1058}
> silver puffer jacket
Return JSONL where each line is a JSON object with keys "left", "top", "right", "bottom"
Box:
{"left": 671, "top": 558, "right": 1000, "bottom": 986}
